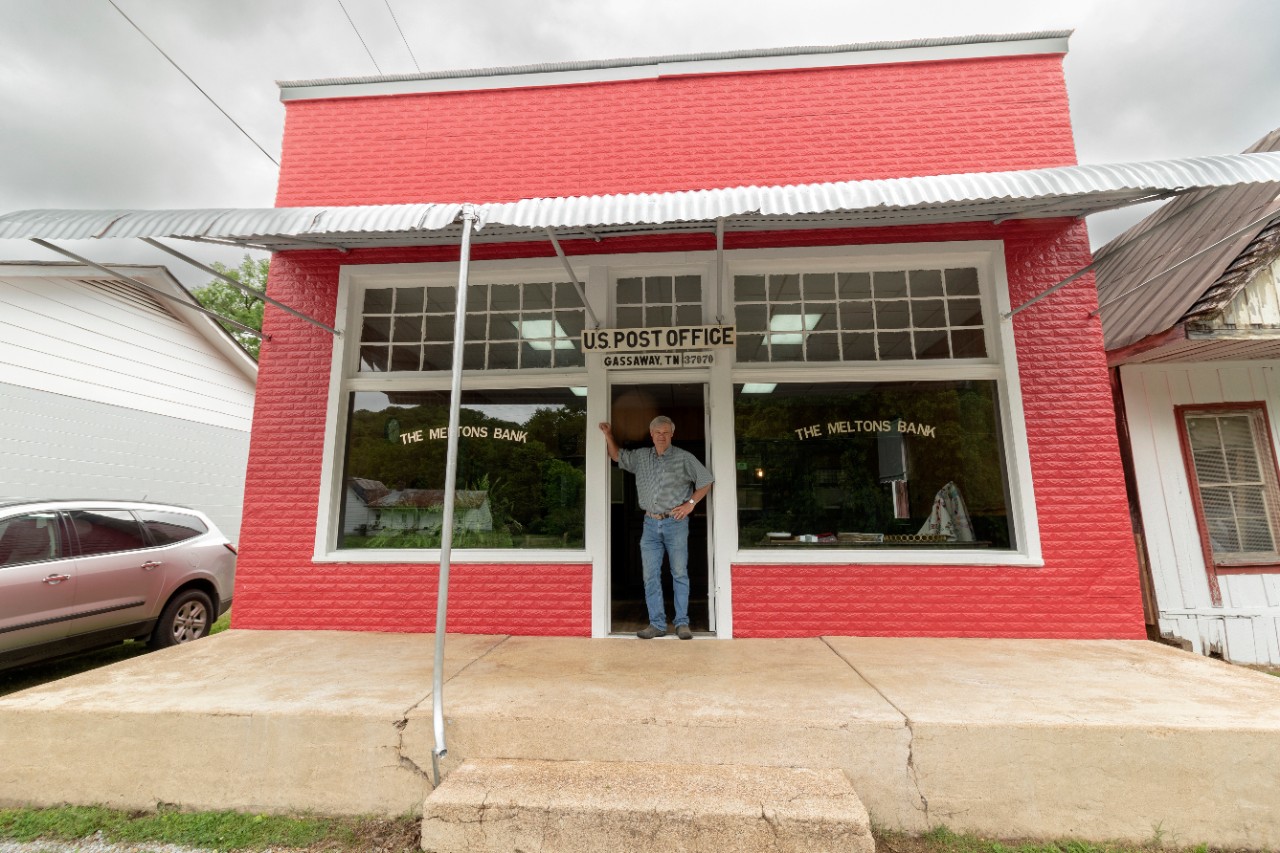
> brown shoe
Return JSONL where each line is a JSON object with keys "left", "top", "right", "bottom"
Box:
{"left": 636, "top": 625, "right": 666, "bottom": 639}
{"left": 676, "top": 625, "right": 693, "bottom": 640}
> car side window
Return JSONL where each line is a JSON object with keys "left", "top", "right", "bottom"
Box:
{"left": 69, "top": 510, "right": 149, "bottom": 557}
{"left": 0, "top": 512, "right": 62, "bottom": 567}
{"left": 135, "top": 510, "right": 208, "bottom": 546}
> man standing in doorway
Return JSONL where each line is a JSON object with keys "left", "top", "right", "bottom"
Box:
{"left": 599, "top": 416, "right": 714, "bottom": 640}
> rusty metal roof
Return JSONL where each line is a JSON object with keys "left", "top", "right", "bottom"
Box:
{"left": 1095, "top": 129, "right": 1280, "bottom": 352}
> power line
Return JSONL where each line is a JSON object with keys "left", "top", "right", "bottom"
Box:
{"left": 106, "top": 0, "right": 279, "bottom": 168}
{"left": 384, "top": 0, "right": 421, "bottom": 73}
{"left": 336, "top": 0, "right": 382, "bottom": 74}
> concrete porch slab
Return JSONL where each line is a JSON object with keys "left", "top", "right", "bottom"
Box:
{"left": 0, "top": 630, "right": 504, "bottom": 815}
{"left": 402, "top": 636, "right": 914, "bottom": 825}
{"left": 824, "top": 637, "right": 1280, "bottom": 847}
{"left": 0, "top": 631, "right": 1277, "bottom": 848}
{"left": 420, "top": 759, "right": 873, "bottom": 853}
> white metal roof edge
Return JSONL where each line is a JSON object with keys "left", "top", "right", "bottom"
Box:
{"left": 5, "top": 152, "right": 1280, "bottom": 244}
{"left": 278, "top": 32, "right": 1071, "bottom": 102}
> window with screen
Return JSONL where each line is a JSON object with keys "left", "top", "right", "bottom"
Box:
{"left": 1180, "top": 404, "right": 1280, "bottom": 567}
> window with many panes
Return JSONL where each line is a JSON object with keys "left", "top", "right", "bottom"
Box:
{"left": 337, "top": 272, "right": 590, "bottom": 555}
{"left": 1180, "top": 404, "right": 1280, "bottom": 568}
{"left": 358, "top": 282, "right": 586, "bottom": 372}
{"left": 615, "top": 275, "right": 703, "bottom": 327}
{"left": 734, "top": 268, "right": 985, "bottom": 363}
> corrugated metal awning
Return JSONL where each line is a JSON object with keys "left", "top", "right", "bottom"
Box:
{"left": 5, "top": 153, "right": 1280, "bottom": 252}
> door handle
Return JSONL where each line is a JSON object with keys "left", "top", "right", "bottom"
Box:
{"left": 141, "top": 561, "right": 163, "bottom": 571}
{"left": 42, "top": 574, "right": 71, "bottom": 585}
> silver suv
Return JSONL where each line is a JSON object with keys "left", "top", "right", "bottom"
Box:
{"left": 0, "top": 499, "right": 235, "bottom": 671}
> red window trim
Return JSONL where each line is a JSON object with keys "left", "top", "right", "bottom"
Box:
{"left": 1174, "top": 402, "right": 1280, "bottom": 607}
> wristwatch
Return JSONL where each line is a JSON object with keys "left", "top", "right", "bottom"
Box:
{"left": 686, "top": 499, "right": 696, "bottom": 506}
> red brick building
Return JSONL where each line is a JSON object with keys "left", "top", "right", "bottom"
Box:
{"left": 230, "top": 32, "right": 1148, "bottom": 639}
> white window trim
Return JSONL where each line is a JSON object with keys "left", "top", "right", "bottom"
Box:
{"left": 315, "top": 243, "right": 1042, "bottom": 570}
{"left": 719, "top": 242, "right": 1042, "bottom": 567}
{"left": 314, "top": 259, "right": 594, "bottom": 563}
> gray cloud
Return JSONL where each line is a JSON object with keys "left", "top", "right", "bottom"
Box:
{"left": 0, "top": 0, "right": 1273, "bottom": 279}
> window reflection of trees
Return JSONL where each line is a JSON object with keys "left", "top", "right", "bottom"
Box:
{"left": 340, "top": 391, "right": 587, "bottom": 550}
{"left": 734, "top": 381, "right": 1011, "bottom": 549}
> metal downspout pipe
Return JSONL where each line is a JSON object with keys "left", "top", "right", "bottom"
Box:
{"left": 430, "top": 204, "right": 478, "bottom": 786}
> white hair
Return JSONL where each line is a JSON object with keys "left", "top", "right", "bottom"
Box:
{"left": 649, "top": 415, "right": 675, "bottom": 432}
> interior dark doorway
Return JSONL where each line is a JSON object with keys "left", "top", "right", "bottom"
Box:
{"left": 608, "top": 382, "right": 712, "bottom": 635}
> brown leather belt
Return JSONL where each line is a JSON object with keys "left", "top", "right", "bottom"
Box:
{"left": 645, "top": 511, "right": 672, "bottom": 519}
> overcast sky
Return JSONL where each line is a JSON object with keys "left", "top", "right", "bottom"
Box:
{"left": 1, "top": 0, "right": 1277, "bottom": 287}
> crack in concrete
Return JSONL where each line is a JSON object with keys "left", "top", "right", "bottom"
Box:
{"left": 820, "top": 636, "right": 930, "bottom": 821}
{"left": 394, "top": 636, "right": 514, "bottom": 785}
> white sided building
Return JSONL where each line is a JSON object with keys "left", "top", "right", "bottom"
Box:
{"left": 0, "top": 262, "right": 257, "bottom": 541}
{"left": 1100, "top": 128, "right": 1280, "bottom": 665}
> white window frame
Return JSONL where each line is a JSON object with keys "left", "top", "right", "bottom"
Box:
{"left": 314, "top": 243, "right": 1041, "bottom": 570}
{"left": 315, "top": 259, "right": 594, "bottom": 564}
{"left": 720, "top": 242, "right": 1041, "bottom": 567}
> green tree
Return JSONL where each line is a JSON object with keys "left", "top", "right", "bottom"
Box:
{"left": 192, "top": 254, "right": 268, "bottom": 358}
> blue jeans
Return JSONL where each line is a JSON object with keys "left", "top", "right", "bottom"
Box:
{"left": 639, "top": 515, "right": 690, "bottom": 630}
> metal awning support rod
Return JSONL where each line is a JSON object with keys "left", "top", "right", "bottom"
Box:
{"left": 715, "top": 218, "right": 725, "bottom": 323}
{"left": 430, "top": 204, "right": 478, "bottom": 787}
{"left": 30, "top": 238, "right": 265, "bottom": 339}
{"left": 1003, "top": 191, "right": 1271, "bottom": 320}
{"left": 1089, "top": 206, "right": 1280, "bottom": 318}
{"left": 545, "top": 228, "right": 601, "bottom": 328}
{"left": 992, "top": 190, "right": 1179, "bottom": 225}
{"left": 142, "top": 237, "right": 341, "bottom": 337}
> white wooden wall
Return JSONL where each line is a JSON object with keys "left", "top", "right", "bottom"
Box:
{"left": 0, "top": 269, "right": 256, "bottom": 540}
{"left": 0, "top": 273, "right": 255, "bottom": 431}
{"left": 1121, "top": 361, "right": 1280, "bottom": 664}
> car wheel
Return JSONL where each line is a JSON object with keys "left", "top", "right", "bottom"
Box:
{"left": 150, "top": 589, "right": 214, "bottom": 649}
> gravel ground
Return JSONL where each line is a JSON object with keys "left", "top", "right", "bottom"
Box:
{"left": 0, "top": 837, "right": 218, "bottom": 853}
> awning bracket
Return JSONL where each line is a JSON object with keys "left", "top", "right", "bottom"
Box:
{"left": 142, "top": 237, "right": 341, "bottom": 337}
{"left": 30, "top": 238, "right": 266, "bottom": 340}
{"left": 546, "top": 228, "right": 601, "bottom": 328}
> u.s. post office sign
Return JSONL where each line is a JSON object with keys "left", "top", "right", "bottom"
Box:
{"left": 581, "top": 325, "right": 736, "bottom": 354}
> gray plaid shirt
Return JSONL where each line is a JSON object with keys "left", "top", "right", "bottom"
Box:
{"left": 617, "top": 445, "right": 714, "bottom": 514}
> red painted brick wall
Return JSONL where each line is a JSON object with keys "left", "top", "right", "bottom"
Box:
{"left": 275, "top": 54, "right": 1076, "bottom": 206}
{"left": 232, "top": 49, "right": 1143, "bottom": 638}
{"left": 229, "top": 245, "right": 594, "bottom": 636}
{"left": 231, "top": 220, "right": 1144, "bottom": 639}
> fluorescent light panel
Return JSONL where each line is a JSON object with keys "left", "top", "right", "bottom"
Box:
{"left": 514, "top": 319, "right": 575, "bottom": 350}
{"left": 766, "top": 313, "right": 820, "bottom": 345}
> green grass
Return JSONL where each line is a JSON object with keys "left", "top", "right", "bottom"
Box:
{"left": 0, "top": 805, "right": 416, "bottom": 851}
{"left": 0, "top": 811, "right": 1244, "bottom": 853}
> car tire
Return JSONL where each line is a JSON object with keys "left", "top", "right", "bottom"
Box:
{"left": 149, "top": 589, "right": 214, "bottom": 650}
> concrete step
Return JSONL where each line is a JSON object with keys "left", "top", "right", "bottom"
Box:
{"left": 420, "top": 758, "right": 873, "bottom": 853}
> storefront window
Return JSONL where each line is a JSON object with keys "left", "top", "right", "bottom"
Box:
{"left": 734, "top": 380, "right": 1012, "bottom": 549}
{"left": 359, "top": 282, "right": 586, "bottom": 372}
{"left": 338, "top": 388, "right": 587, "bottom": 549}
{"left": 734, "top": 268, "right": 985, "bottom": 363}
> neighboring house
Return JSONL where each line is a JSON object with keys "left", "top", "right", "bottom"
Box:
{"left": 1098, "top": 128, "right": 1280, "bottom": 665}
{"left": 344, "top": 479, "right": 493, "bottom": 537}
{"left": 0, "top": 262, "right": 258, "bottom": 541}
